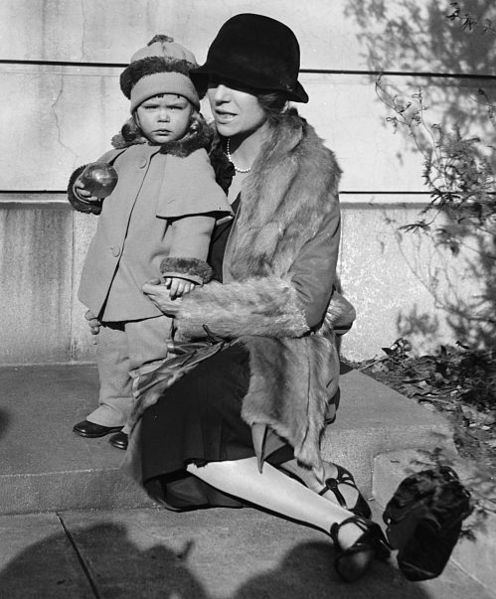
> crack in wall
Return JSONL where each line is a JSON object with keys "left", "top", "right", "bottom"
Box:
{"left": 51, "top": 74, "right": 79, "bottom": 164}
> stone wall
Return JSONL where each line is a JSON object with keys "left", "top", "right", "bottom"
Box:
{"left": 1, "top": 0, "right": 493, "bottom": 364}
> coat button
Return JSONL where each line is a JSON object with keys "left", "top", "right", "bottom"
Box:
{"left": 110, "top": 245, "right": 120, "bottom": 257}
{"left": 139, "top": 158, "right": 148, "bottom": 168}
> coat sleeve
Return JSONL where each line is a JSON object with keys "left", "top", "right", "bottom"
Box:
{"left": 160, "top": 215, "right": 216, "bottom": 285}
{"left": 67, "top": 165, "right": 103, "bottom": 215}
{"left": 66, "top": 150, "right": 121, "bottom": 215}
{"left": 174, "top": 201, "right": 342, "bottom": 340}
{"left": 288, "top": 201, "right": 341, "bottom": 329}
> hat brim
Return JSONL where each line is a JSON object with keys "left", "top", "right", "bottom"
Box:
{"left": 191, "top": 65, "right": 308, "bottom": 103}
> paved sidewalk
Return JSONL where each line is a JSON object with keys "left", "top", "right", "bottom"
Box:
{"left": 0, "top": 362, "right": 490, "bottom": 597}
{"left": 0, "top": 506, "right": 493, "bottom": 599}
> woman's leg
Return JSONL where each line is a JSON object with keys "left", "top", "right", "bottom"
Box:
{"left": 187, "top": 457, "right": 364, "bottom": 549}
{"left": 279, "top": 459, "right": 360, "bottom": 507}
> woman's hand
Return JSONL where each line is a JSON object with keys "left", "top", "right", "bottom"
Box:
{"left": 142, "top": 279, "right": 183, "bottom": 316}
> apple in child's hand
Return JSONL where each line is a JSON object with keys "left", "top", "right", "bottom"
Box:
{"left": 79, "top": 162, "right": 118, "bottom": 198}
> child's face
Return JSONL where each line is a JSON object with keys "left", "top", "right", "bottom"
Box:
{"left": 135, "top": 94, "right": 194, "bottom": 144}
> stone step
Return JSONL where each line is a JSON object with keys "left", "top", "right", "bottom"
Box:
{"left": 322, "top": 366, "right": 454, "bottom": 493}
{"left": 0, "top": 363, "right": 452, "bottom": 515}
{"left": 0, "top": 364, "right": 153, "bottom": 515}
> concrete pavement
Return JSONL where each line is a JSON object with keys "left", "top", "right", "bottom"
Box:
{"left": 0, "top": 362, "right": 492, "bottom": 597}
{"left": 0, "top": 506, "right": 493, "bottom": 599}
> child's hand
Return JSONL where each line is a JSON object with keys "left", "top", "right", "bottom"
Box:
{"left": 163, "top": 277, "right": 196, "bottom": 299}
{"left": 74, "top": 178, "right": 100, "bottom": 203}
{"left": 84, "top": 309, "right": 101, "bottom": 335}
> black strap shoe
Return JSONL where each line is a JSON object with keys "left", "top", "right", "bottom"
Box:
{"left": 109, "top": 431, "right": 128, "bottom": 450}
{"left": 73, "top": 420, "right": 123, "bottom": 438}
{"left": 330, "top": 516, "right": 391, "bottom": 582}
{"left": 319, "top": 465, "right": 372, "bottom": 519}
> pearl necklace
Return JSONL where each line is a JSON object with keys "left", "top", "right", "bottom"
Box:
{"left": 226, "top": 138, "right": 252, "bottom": 173}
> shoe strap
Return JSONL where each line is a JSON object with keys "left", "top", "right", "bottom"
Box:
{"left": 330, "top": 515, "right": 369, "bottom": 545}
{"left": 319, "top": 464, "right": 358, "bottom": 506}
{"left": 320, "top": 477, "right": 347, "bottom": 508}
{"left": 335, "top": 465, "right": 356, "bottom": 486}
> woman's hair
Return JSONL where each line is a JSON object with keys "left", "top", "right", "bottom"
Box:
{"left": 257, "top": 91, "right": 289, "bottom": 124}
{"left": 187, "top": 109, "right": 203, "bottom": 134}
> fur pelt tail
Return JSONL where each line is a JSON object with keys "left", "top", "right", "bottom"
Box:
{"left": 240, "top": 334, "right": 339, "bottom": 476}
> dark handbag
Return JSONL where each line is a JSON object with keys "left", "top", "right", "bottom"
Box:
{"left": 383, "top": 466, "right": 473, "bottom": 581}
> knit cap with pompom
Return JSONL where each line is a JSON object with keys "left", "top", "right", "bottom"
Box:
{"left": 120, "top": 34, "right": 200, "bottom": 111}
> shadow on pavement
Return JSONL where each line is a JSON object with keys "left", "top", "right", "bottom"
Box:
{"left": 0, "top": 408, "right": 10, "bottom": 440}
{"left": 0, "top": 522, "right": 432, "bottom": 599}
{"left": 0, "top": 522, "right": 210, "bottom": 599}
{"left": 234, "top": 541, "right": 431, "bottom": 599}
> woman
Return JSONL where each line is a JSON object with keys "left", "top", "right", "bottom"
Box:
{"left": 132, "top": 14, "right": 390, "bottom": 582}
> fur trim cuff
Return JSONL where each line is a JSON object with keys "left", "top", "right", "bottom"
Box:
{"left": 160, "top": 257, "right": 213, "bottom": 285}
{"left": 67, "top": 165, "right": 103, "bottom": 215}
{"left": 175, "top": 277, "right": 309, "bottom": 340}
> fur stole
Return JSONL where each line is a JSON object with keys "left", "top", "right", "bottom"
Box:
{"left": 176, "top": 109, "right": 342, "bottom": 338}
{"left": 125, "top": 110, "right": 345, "bottom": 478}
{"left": 172, "top": 109, "right": 343, "bottom": 473}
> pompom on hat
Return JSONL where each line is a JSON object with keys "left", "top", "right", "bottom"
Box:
{"left": 191, "top": 14, "right": 308, "bottom": 103}
{"left": 120, "top": 35, "right": 201, "bottom": 112}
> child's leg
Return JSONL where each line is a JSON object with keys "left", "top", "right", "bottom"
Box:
{"left": 124, "top": 315, "right": 172, "bottom": 434}
{"left": 87, "top": 322, "right": 133, "bottom": 427}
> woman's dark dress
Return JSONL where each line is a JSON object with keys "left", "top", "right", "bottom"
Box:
{"left": 140, "top": 200, "right": 293, "bottom": 509}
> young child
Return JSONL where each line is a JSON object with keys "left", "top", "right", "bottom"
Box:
{"left": 68, "top": 35, "right": 232, "bottom": 450}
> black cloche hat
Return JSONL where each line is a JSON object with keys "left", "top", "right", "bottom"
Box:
{"left": 191, "top": 13, "right": 308, "bottom": 103}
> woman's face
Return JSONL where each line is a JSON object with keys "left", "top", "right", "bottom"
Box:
{"left": 207, "top": 80, "right": 268, "bottom": 138}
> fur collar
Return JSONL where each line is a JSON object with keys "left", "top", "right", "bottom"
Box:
{"left": 222, "top": 108, "right": 342, "bottom": 280}
{"left": 111, "top": 115, "right": 212, "bottom": 157}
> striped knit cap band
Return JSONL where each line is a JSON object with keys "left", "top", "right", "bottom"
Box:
{"left": 120, "top": 35, "right": 201, "bottom": 112}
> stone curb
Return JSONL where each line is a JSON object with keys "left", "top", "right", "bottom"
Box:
{"left": 373, "top": 448, "right": 496, "bottom": 596}
{"left": 0, "top": 365, "right": 455, "bottom": 514}
{"left": 0, "top": 468, "right": 155, "bottom": 515}
{"left": 321, "top": 369, "right": 455, "bottom": 494}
